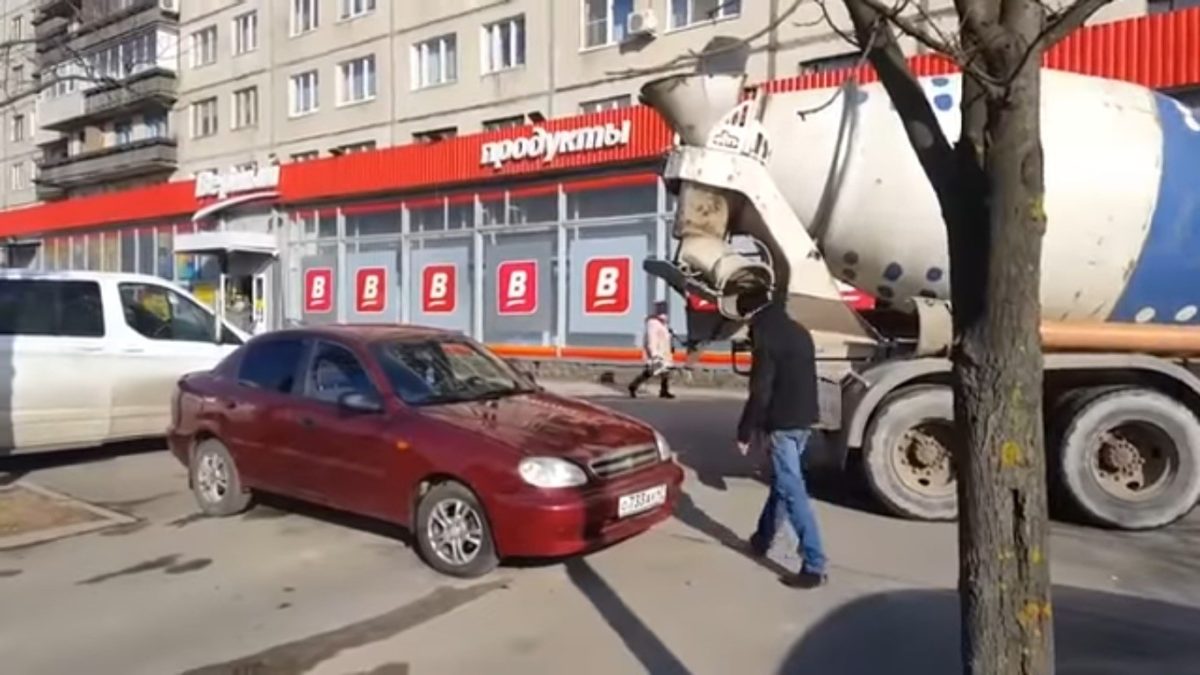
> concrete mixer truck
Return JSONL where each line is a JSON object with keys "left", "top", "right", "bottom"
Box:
{"left": 639, "top": 66, "right": 1200, "bottom": 532}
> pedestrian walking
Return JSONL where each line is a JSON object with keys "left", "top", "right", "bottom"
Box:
{"left": 628, "top": 301, "right": 676, "bottom": 399}
{"left": 736, "top": 301, "right": 827, "bottom": 588}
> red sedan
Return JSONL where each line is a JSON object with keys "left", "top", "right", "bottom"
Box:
{"left": 167, "top": 324, "right": 684, "bottom": 577}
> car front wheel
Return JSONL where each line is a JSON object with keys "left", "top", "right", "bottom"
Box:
{"left": 415, "top": 481, "right": 499, "bottom": 578}
{"left": 191, "top": 439, "right": 253, "bottom": 517}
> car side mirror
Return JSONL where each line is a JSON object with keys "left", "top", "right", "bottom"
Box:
{"left": 339, "top": 391, "right": 384, "bottom": 414}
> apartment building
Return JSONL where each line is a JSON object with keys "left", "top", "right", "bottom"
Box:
{"left": 173, "top": 0, "right": 1150, "bottom": 179}
{"left": 0, "top": 0, "right": 40, "bottom": 209}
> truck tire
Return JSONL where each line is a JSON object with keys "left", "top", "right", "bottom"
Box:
{"left": 861, "top": 385, "right": 958, "bottom": 521}
{"left": 1055, "top": 387, "right": 1200, "bottom": 530}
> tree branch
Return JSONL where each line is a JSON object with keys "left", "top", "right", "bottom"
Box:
{"left": 1041, "top": 0, "right": 1112, "bottom": 51}
{"left": 852, "top": 0, "right": 960, "bottom": 55}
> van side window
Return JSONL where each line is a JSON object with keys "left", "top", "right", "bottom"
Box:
{"left": 0, "top": 280, "right": 105, "bottom": 337}
{"left": 118, "top": 282, "right": 235, "bottom": 344}
{"left": 238, "top": 339, "right": 305, "bottom": 394}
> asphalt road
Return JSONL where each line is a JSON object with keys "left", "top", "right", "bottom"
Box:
{"left": 2, "top": 390, "right": 1200, "bottom": 675}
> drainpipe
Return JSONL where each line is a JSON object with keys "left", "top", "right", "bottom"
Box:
{"left": 546, "top": 0, "right": 556, "bottom": 117}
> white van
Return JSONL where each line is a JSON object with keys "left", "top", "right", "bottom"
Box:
{"left": 0, "top": 270, "right": 248, "bottom": 455}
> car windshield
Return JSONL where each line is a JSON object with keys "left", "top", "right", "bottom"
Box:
{"left": 373, "top": 338, "right": 533, "bottom": 405}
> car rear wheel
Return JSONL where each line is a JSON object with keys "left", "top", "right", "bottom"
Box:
{"left": 415, "top": 481, "right": 499, "bottom": 578}
{"left": 191, "top": 439, "right": 253, "bottom": 517}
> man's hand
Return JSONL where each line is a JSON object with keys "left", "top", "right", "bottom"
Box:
{"left": 737, "top": 440, "right": 751, "bottom": 456}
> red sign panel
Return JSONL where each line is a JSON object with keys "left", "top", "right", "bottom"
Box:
{"left": 355, "top": 266, "right": 388, "bottom": 314}
{"left": 497, "top": 260, "right": 539, "bottom": 315}
{"left": 304, "top": 267, "right": 333, "bottom": 314}
{"left": 584, "top": 256, "right": 632, "bottom": 315}
{"left": 422, "top": 263, "right": 457, "bottom": 314}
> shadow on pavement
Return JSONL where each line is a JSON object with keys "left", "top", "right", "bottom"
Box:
{"left": 779, "top": 585, "right": 1200, "bottom": 675}
{"left": 673, "top": 490, "right": 792, "bottom": 578}
{"left": 0, "top": 439, "right": 164, "bottom": 486}
{"left": 564, "top": 557, "right": 691, "bottom": 675}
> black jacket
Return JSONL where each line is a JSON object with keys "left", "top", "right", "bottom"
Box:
{"left": 736, "top": 303, "right": 819, "bottom": 443}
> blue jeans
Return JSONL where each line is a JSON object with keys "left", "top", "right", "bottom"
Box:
{"left": 752, "top": 429, "right": 827, "bottom": 574}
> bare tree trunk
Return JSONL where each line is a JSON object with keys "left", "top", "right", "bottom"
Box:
{"left": 950, "top": 59, "right": 1054, "bottom": 673}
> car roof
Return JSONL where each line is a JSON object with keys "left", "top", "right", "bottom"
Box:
{"left": 261, "top": 323, "right": 461, "bottom": 345}
{"left": 0, "top": 269, "right": 178, "bottom": 285}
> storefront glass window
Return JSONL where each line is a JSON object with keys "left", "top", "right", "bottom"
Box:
{"left": 410, "top": 200, "right": 445, "bottom": 232}
{"left": 175, "top": 222, "right": 197, "bottom": 286}
{"left": 318, "top": 211, "right": 338, "bottom": 239}
{"left": 510, "top": 192, "right": 558, "bottom": 224}
{"left": 157, "top": 225, "right": 175, "bottom": 280}
{"left": 566, "top": 183, "right": 657, "bottom": 220}
{"left": 70, "top": 236, "right": 85, "bottom": 270}
{"left": 85, "top": 232, "right": 101, "bottom": 271}
{"left": 102, "top": 230, "right": 120, "bottom": 271}
{"left": 565, "top": 218, "right": 659, "bottom": 348}
{"left": 480, "top": 195, "right": 505, "bottom": 227}
{"left": 348, "top": 210, "right": 401, "bottom": 237}
{"left": 481, "top": 228, "right": 558, "bottom": 346}
{"left": 137, "top": 228, "right": 155, "bottom": 275}
{"left": 120, "top": 230, "right": 137, "bottom": 272}
{"left": 448, "top": 201, "right": 474, "bottom": 230}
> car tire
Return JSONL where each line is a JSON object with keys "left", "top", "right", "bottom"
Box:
{"left": 861, "top": 385, "right": 958, "bottom": 521}
{"left": 190, "top": 438, "right": 253, "bottom": 517}
{"left": 1055, "top": 387, "right": 1200, "bottom": 530}
{"left": 415, "top": 481, "right": 500, "bottom": 578}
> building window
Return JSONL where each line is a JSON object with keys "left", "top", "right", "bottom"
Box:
{"left": 292, "top": 0, "right": 320, "bottom": 35}
{"left": 10, "top": 15, "right": 22, "bottom": 41}
{"left": 290, "top": 70, "right": 320, "bottom": 116}
{"left": 291, "top": 150, "right": 320, "bottom": 162}
{"left": 11, "top": 64, "right": 23, "bottom": 87}
{"left": 412, "top": 34, "right": 457, "bottom": 89}
{"left": 146, "top": 112, "right": 169, "bottom": 138}
{"left": 9, "top": 162, "right": 27, "bottom": 191}
{"left": 412, "top": 127, "right": 457, "bottom": 143}
{"left": 115, "top": 120, "right": 133, "bottom": 145}
{"left": 482, "top": 115, "right": 525, "bottom": 131}
{"left": 1148, "top": 0, "right": 1200, "bottom": 12}
{"left": 669, "top": 0, "right": 741, "bottom": 29}
{"left": 233, "top": 12, "right": 258, "bottom": 55}
{"left": 481, "top": 16, "right": 526, "bottom": 74}
{"left": 579, "top": 94, "right": 631, "bottom": 113}
{"left": 583, "top": 0, "right": 633, "bottom": 48}
{"left": 340, "top": 0, "right": 376, "bottom": 20}
{"left": 10, "top": 113, "right": 25, "bottom": 142}
{"left": 233, "top": 87, "right": 259, "bottom": 129}
{"left": 333, "top": 140, "right": 376, "bottom": 155}
{"left": 235, "top": 161, "right": 258, "bottom": 173}
{"left": 338, "top": 55, "right": 377, "bottom": 105}
{"left": 799, "top": 52, "right": 860, "bottom": 76}
{"left": 191, "top": 26, "right": 218, "bottom": 68}
{"left": 191, "top": 97, "right": 218, "bottom": 138}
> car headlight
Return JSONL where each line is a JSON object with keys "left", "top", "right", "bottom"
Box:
{"left": 518, "top": 457, "right": 588, "bottom": 488}
{"left": 654, "top": 430, "right": 674, "bottom": 462}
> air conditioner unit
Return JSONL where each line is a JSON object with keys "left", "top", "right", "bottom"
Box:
{"left": 626, "top": 10, "right": 658, "bottom": 38}
{"left": 159, "top": 0, "right": 178, "bottom": 11}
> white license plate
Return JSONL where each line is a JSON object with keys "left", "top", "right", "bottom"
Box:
{"left": 617, "top": 485, "right": 668, "bottom": 518}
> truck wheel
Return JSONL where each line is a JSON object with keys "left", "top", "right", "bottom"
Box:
{"left": 1056, "top": 387, "right": 1200, "bottom": 530}
{"left": 862, "top": 385, "right": 958, "bottom": 521}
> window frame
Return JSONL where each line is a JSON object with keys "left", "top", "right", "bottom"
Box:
{"left": 581, "top": 0, "right": 634, "bottom": 49}
{"left": 117, "top": 281, "right": 241, "bottom": 346}
{"left": 291, "top": 0, "right": 320, "bottom": 36}
{"left": 337, "top": 54, "right": 378, "bottom": 106}
{"left": 411, "top": 34, "right": 458, "bottom": 90}
{"left": 289, "top": 70, "right": 320, "bottom": 117}
{"left": 668, "top": 0, "right": 741, "bottom": 31}
{"left": 339, "top": 0, "right": 377, "bottom": 21}
{"left": 233, "top": 11, "right": 258, "bottom": 55}
{"left": 190, "top": 25, "right": 218, "bottom": 68}
{"left": 579, "top": 94, "right": 631, "bottom": 113}
{"left": 232, "top": 86, "right": 259, "bottom": 129}
{"left": 190, "top": 97, "right": 219, "bottom": 138}
{"left": 480, "top": 15, "right": 526, "bottom": 75}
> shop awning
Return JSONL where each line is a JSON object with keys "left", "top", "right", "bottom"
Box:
{"left": 174, "top": 230, "right": 279, "bottom": 257}
{"left": 191, "top": 190, "right": 279, "bottom": 222}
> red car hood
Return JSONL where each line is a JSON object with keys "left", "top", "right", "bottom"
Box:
{"left": 418, "top": 391, "right": 654, "bottom": 461}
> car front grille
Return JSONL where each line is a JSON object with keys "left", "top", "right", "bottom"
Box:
{"left": 588, "top": 443, "right": 660, "bottom": 480}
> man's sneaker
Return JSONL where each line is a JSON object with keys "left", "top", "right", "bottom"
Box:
{"left": 628, "top": 384, "right": 638, "bottom": 398}
{"left": 659, "top": 391, "right": 676, "bottom": 399}
{"left": 782, "top": 569, "right": 828, "bottom": 589}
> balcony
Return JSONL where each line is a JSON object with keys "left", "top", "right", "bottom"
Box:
{"left": 68, "top": 0, "right": 178, "bottom": 55}
{"left": 34, "top": 0, "right": 77, "bottom": 22}
{"left": 82, "top": 69, "right": 175, "bottom": 122}
{"left": 34, "top": 15, "right": 68, "bottom": 46}
{"left": 36, "top": 137, "right": 177, "bottom": 192}
{"left": 36, "top": 90, "right": 85, "bottom": 132}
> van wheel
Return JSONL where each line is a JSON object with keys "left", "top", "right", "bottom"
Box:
{"left": 191, "top": 439, "right": 252, "bottom": 517}
{"left": 1055, "top": 387, "right": 1200, "bottom": 530}
{"left": 415, "top": 481, "right": 499, "bottom": 578}
{"left": 862, "top": 385, "right": 958, "bottom": 521}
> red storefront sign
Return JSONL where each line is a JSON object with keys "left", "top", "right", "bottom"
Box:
{"left": 355, "top": 266, "right": 388, "bottom": 313}
{"left": 497, "top": 260, "right": 539, "bottom": 315}
{"left": 304, "top": 268, "right": 334, "bottom": 314}
{"left": 422, "top": 264, "right": 457, "bottom": 314}
{"left": 584, "top": 256, "right": 632, "bottom": 315}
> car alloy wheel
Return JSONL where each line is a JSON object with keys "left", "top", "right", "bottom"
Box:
{"left": 427, "top": 498, "right": 485, "bottom": 567}
{"left": 196, "top": 452, "right": 230, "bottom": 505}
{"left": 190, "top": 439, "right": 253, "bottom": 517}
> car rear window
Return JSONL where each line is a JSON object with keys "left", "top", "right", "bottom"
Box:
{"left": 0, "top": 279, "right": 105, "bottom": 337}
{"left": 238, "top": 338, "right": 305, "bottom": 393}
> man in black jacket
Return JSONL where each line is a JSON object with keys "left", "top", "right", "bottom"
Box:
{"left": 736, "top": 301, "right": 827, "bottom": 588}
